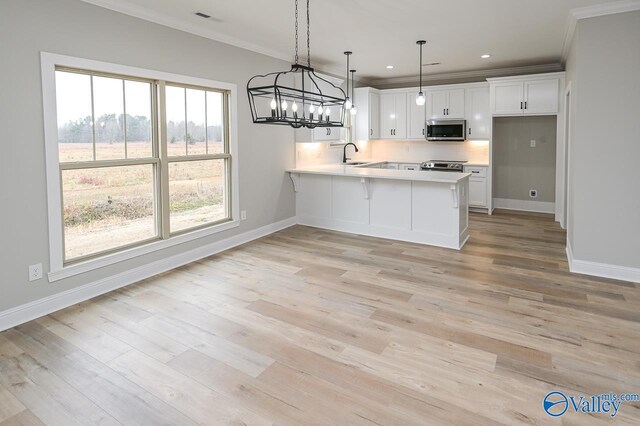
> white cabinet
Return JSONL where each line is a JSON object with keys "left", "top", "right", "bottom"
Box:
{"left": 407, "top": 94, "right": 426, "bottom": 139}
{"left": 464, "top": 166, "right": 488, "bottom": 208}
{"left": 465, "top": 86, "right": 490, "bottom": 140}
{"left": 313, "top": 126, "right": 342, "bottom": 141}
{"left": 380, "top": 92, "right": 407, "bottom": 139}
{"left": 354, "top": 87, "right": 380, "bottom": 141}
{"left": 489, "top": 75, "right": 560, "bottom": 116}
{"left": 427, "top": 89, "right": 465, "bottom": 119}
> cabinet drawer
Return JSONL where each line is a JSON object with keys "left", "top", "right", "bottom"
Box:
{"left": 464, "top": 166, "right": 487, "bottom": 177}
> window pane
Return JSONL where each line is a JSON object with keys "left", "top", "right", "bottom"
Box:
{"left": 166, "top": 85, "right": 186, "bottom": 157}
{"left": 125, "top": 80, "right": 153, "bottom": 159}
{"left": 56, "top": 71, "right": 93, "bottom": 162}
{"left": 186, "top": 89, "right": 206, "bottom": 155}
{"left": 206, "top": 91, "right": 225, "bottom": 154}
{"left": 94, "top": 76, "right": 125, "bottom": 160}
{"left": 62, "top": 164, "right": 157, "bottom": 261}
{"left": 169, "top": 159, "right": 227, "bottom": 233}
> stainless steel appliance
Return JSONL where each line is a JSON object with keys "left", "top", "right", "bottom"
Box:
{"left": 420, "top": 160, "right": 467, "bottom": 172}
{"left": 425, "top": 119, "right": 467, "bottom": 141}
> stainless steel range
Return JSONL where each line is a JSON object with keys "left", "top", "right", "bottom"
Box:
{"left": 420, "top": 160, "right": 467, "bottom": 172}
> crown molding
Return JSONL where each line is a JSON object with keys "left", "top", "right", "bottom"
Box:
{"left": 561, "top": 0, "right": 640, "bottom": 63}
{"left": 80, "top": 0, "right": 294, "bottom": 62}
{"left": 363, "top": 63, "right": 564, "bottom": 88}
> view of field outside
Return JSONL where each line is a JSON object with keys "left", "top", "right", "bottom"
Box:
{"left": 56, "top": 70, "right": 228, "bottom": 261}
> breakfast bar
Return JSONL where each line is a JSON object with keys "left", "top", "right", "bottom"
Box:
{"left": 287, "top": 164, "right": 470, "bottom": 249}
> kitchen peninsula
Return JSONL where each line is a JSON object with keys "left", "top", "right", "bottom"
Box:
{"left": 287, "top": 163, "right": 470, "bottom": 249}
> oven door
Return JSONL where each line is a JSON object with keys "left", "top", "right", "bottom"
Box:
{"left": 426, "top": 120, "right": 466, "bottom": 141}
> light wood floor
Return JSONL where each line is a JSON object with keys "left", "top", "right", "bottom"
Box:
{"left": 1, "top": 211, "right": 639, "bottom": 425}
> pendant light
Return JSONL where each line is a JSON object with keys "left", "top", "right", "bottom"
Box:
{"left": 247, "top": 0, "right": 346, "bottom": 129}
{"left": 344, "top": 51, "right": 352, "bottom": 110}
{"left": 349, "top": 69, "right": 357, "bottom": 116}
{"left": 416, "top": 40, "right": 426, "bottom": 106}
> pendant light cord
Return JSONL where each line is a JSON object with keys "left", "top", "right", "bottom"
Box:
{"left": 294, "top": 0, "right": 299, "bottom": 64}
{"left": 306, "top": 0, "right": 311, "bottom": 67}
{"left": 419, "top": 42, "right": 423, "bottom": 91}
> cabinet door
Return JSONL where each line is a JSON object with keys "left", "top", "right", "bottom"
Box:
{"left": 369, "top": 92, "right": 380, "bottom": 139}
{"left": 313, "top": 126, "right": 341, "bottom": 141}
{"left": 407, "top": 92, "right": 426, "bottom": 139}
{"left": 393, "top": 93, "right": 407, "bottom": 139}
{"left": 468, "top": 177, "right": 487, "bottom": 207}
{"left": 465, "top": 87, "right": 490, "bottom": 139}
{"left": 428, "top": 90, "right": 448, "bottom": 119}
{"left": 492, "top": 82, "right": 524, "bottom": 115}
{"left": 380, "top": 93, "right": 396, "bottom": 138}
{"left": 524, "top": 79, "right": 559, "bottom": 114}
{"left": 446, "top": 89, "right": 465, "bottom": 118}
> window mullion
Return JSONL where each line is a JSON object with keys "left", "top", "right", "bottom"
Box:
{"left": 158, "top": 81, "right": 171, "bottom": 239}
{"left": 123, "top": 80, "right": 128, "bottom": 159}
{"left": 90, "top": 75, "right": 96, "bottom": 161}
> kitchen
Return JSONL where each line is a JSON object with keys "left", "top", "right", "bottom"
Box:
{"left": 289, "top": 70, "right": 564, "bottom": 249}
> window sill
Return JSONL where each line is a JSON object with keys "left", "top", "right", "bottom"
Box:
{"left": 48, "top": 219, "right": 240, "bottom": 282}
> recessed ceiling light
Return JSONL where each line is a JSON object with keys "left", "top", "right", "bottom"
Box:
{"left": 386, "top": 65, "right": 394, "bottom": 69}
{"left": 481, "top": 54, "right": 491, "bottom": 59}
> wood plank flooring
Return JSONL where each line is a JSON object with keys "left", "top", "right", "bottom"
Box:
{"left": 1, "top": 210, "right": 639, "bottom": 425}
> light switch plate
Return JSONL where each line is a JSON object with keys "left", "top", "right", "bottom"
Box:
{"left": 530, "top": 139, "right": 536, "bottom": 148}
{"left": 240, "top": 210, "right": 247, "bottom": 221}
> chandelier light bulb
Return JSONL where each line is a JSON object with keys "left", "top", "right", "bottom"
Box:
{"left": 325, "top": 107, "right": 330, "bottom": 117}
{"left": 309, "top": 104, "right": 315, "bottom": 113}
{"left": 318, "top": 105, "right": 324, "bottom": 116}
{"left": 292, "top": 102, "right": 298, "bottom": 112}
{"left": 281, "top": 100, "right": 288, "bottom": 111}
{"left": 270, "top": 98, "right": 277, "bottom": 109}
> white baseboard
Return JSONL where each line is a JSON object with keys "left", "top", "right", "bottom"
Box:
{"left": 566, "top": 243, "right": 640, "bottom": 283}
{"left": 0, "top": 217, "right": 297, "bottom": 332}
{"left": 493, "top": 198, "right": 555, "bottom": 214}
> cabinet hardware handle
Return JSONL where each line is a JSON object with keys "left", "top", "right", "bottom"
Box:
{"left": 447, "top": 108, "right": 449, "bottom": 115}
{"left": 472, "top": 171, "right": 479, "bottom": 173}
{"left": 370, "top": 129, "right": 373, "bottom": 136}
{"left": 520, "top": 102, "right": 523, "bottom": 110}
{"left": 469, "top": 128, "right": 472, "bottom": 135}
{"left": 422, "top": 128, "right": 425, "bottom": 135}
{"left": 443, "top": 108, "right": 446, "bottom": 115}
{"left": 525, "top": 101, "right": 528, "bottom": 109}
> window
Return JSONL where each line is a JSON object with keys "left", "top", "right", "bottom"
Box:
{"left": 42, "top": 53, "right": 238, "bottom": 279}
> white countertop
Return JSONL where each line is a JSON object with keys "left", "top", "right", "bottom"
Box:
{"left": 287, "top": 164, "right": 471, "bottom": 184}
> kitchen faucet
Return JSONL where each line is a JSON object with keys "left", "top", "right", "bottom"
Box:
{"left": 342, "top": 142, "right": 359, "bottom": 163}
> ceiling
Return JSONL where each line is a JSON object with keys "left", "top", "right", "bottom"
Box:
{"left": 82, "top": 0, "right": 626, "bottom": 84}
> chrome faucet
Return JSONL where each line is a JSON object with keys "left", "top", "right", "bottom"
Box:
{"left": 342, "top": 143, "right": 359, "bottom": 163}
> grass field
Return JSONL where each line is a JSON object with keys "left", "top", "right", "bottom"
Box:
{"left": 60, "top": 142, "right": 226, "bottom": 260}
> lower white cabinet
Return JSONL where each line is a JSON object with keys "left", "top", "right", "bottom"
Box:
{"left": 464, "top": 166, "right": 488, "bottom": 208}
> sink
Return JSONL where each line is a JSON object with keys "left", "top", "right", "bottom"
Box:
{"left": 343, "top": 161, "right": 370, "bottom": 166}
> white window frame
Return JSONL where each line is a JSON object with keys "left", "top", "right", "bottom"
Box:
{"left": 41, "top": 52, "right": 240, "bottom": 282}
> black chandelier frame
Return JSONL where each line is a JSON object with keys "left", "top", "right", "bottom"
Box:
{"left": 246, "top": 0, "right": 347, "bottom": 129}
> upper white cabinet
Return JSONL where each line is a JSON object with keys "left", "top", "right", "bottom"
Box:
{"left": 354, "top": 87, "right": 380, "bottom": 141}
{"left": 465, "top": 86, "right": 490, "bottom": 140}
{"left": 427, "top": 89, "right": 465, "bottom": 119}
{"left": 488, "top": 74, "right": 562, "bottom": 116}
{"left": 380, "top": 92, "right": 407, "bottom": 139}
{"left": 407, "top": 93, "right": 426, "bottom": 139}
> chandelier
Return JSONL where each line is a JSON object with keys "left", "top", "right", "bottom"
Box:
{"left": 246, "top": 0, "right": 347, "bottom": 129}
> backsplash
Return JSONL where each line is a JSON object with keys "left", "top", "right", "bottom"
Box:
{"left": 371, "top": 140, "right": 490, "bottom": 164}
{"left": 295, "top": 141, "right": 373, "bottom": 167}
{"left": 295, "top": 139, "right": 489, "bottom": 167}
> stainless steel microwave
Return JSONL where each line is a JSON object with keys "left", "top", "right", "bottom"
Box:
{"left": 425, "top": 119, "right": 467, "bottom": 141}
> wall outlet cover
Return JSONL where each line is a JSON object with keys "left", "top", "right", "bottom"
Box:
{"left": 29, "top": 263, "right": 43, "bottom": 281}
{"left": 240, "top": 210, "right": 247, "bottom": 221}
{"left": 529, "top": 189, "right": 538, "bottom": 198}
{"left": 530, "top": 139, "right": 536, "bottom": 148}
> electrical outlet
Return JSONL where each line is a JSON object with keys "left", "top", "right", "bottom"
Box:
{"left": 529, "top": 189, "right": 538, "bottom": 198}
{"left": 240, "top": 210, "right": 247, "bottom": 221}
{"left": 29, "top": 263, "right": 43, "bottom": 282}
{"left": 530, "top": 139, "right": 536, "bottom": 148}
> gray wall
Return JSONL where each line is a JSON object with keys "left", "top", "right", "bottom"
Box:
{"left": 493, "top": 116, "right": 557, "bottom": 202}
{"left": 0, "top": 0, "right": 295, "bottom": 312}
{"left": 567, "top": 11, "right": 640, "bottom": 268}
